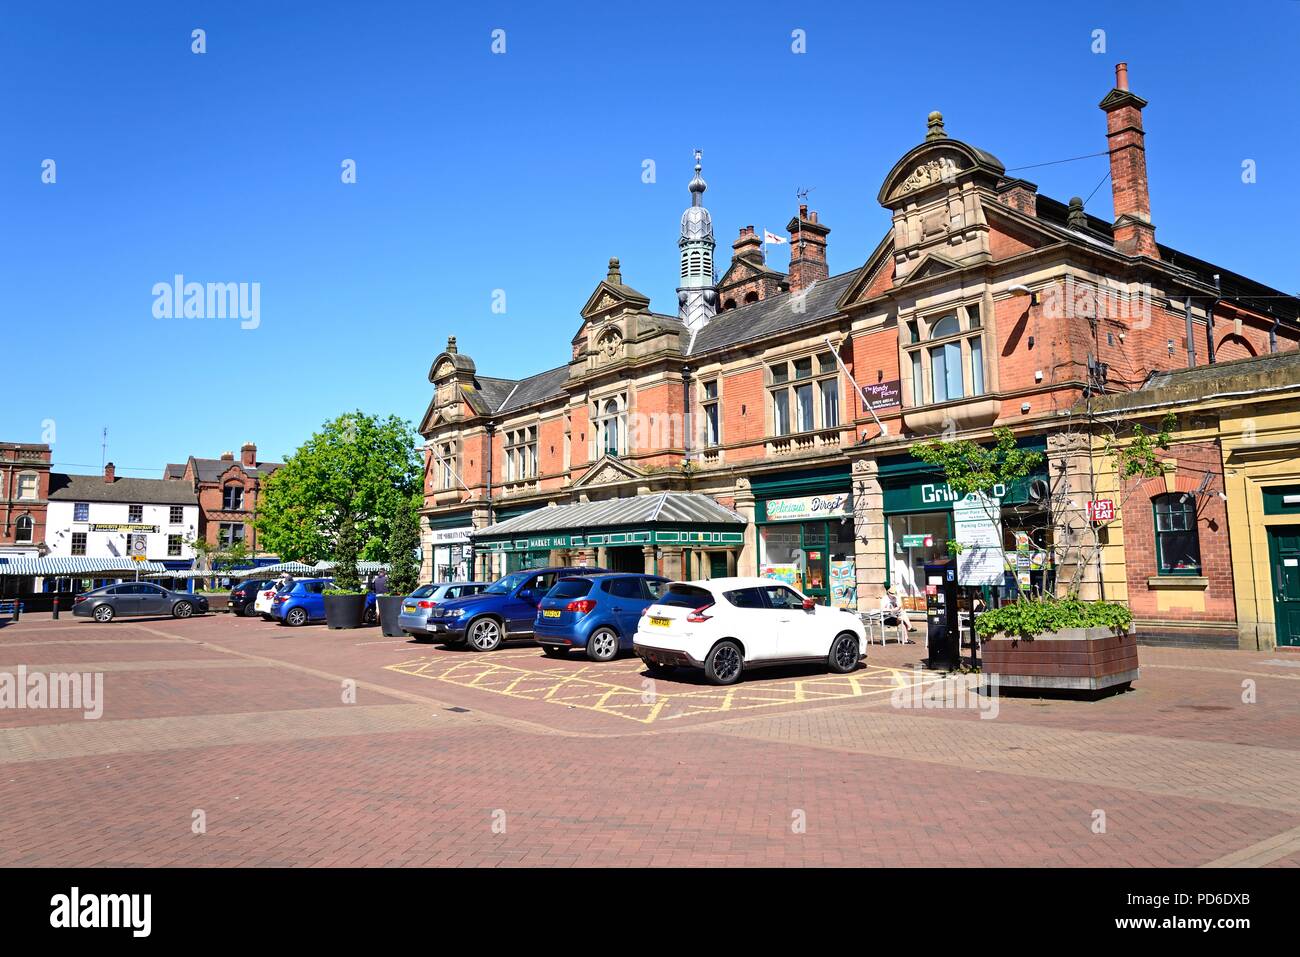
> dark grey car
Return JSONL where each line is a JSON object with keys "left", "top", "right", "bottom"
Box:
{"left": 73, "top": 582, "right": 209, "bottom": 623}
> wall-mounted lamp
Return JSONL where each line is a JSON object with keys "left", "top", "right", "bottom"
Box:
{"left": 1020, "top": 402, "right": 1031, "bottom": 413}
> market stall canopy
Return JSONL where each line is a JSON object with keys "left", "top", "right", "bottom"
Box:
{"left": 0, "top": 556, "right": 169, "bottom": 576}
{"left": 227, "top": 562, "right": 320, "bottom": 579}
{"left": 471, "top": 491, "right": 746, "bottom": 552}
{"left": 313, "top": 561, "right": 390, "bottom": 574}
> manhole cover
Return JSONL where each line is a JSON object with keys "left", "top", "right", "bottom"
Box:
{"left": 446, "top": 706, "right": 470, "bottom": 713}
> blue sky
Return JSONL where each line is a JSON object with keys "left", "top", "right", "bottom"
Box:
{"left": 2, "top": 1, "right": 1297, "bottom": 475}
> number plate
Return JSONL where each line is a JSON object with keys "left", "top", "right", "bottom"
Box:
{"left": 403, "top": 604, "right": 415, "bottom": 612}
{"left": 650, "top": 616, "right": 671, "bottom": 627}
{"left": 541, "top": 609, "right": 561, "bottom": 618}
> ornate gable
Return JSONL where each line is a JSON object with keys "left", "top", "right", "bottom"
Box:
{"left": 571, "top": 454, "right": 645, "bottom": 489}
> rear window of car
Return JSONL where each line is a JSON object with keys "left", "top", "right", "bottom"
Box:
{"left": 606, "top": 577, "right": 643, "bottom": 599}
{"left": 410, "top": 585, "right": 436, "bottom": 599}
{"left": 724, "top": 588, "right": 767, "bottom": 609}
{"left": 657, "top": 584, "right": 713, "bottom": 607}
{"left": 549, "top": 579, "right": 593, "bottom": 600}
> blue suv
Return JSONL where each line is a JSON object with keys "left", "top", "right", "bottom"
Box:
{"left": 535, "top": 574, "right": 669, "bottom": 661}
{"left": 274, "top": 578, "right": 377, "bottom": 627}
{"left": 425, "top": 566, "right": 606, "bottom": 652}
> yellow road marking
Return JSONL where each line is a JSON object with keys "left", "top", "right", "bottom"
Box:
{"left": 385, "top": 655, "right": 940, "bottom": 725}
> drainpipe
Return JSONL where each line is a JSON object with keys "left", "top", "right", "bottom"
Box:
{"left": 483, "top": 421, "right": 496, "bottom": 581}
{"left": 1270, "top": 313, "right": 1279, "bottom": 354}
{"left": 681, "top": 364, "right": 693, "bottom": 467}
{"left": 1184, "top": 299, "right": 1196, "bottom": 368}
{"left": 1205, "top": 274, "right": 1222, "bottom": 365}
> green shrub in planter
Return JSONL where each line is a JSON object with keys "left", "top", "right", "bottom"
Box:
{"left": 975, "top": 596, "right": 1132, "bottom": 641}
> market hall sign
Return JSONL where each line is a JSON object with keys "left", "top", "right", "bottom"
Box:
{"left": 762, "top": 493, "right": 852, "bottom": 522}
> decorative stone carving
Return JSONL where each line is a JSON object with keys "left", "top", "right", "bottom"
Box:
{"left": 597, "top": 328, "right": 623, "bottom": 360}
{"left": 893, "top": 157, "right": 962, "bottom": 199}
{"left": 587, "top": 463, "right": 628, "bottom": 486}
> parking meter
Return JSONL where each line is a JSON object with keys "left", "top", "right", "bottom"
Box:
{"left": 923, "top": 558, "right": 960, "bottom": 670}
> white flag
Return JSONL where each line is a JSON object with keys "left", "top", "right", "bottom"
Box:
{"left": 763, "top": 230, "right": 787, "bottom": 245}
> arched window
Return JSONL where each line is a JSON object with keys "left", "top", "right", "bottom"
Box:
{"left": 723, "top": 299, "right": 737, "bottom": 311}
{"left": 15, "top": 515, "right": 33, "bottom": 543}
{"left": 744, "top": 291, "right": 759, "bottom": 304}
{"left": 1153, "top": 494, "right": 1201, "bottom": 575}
{"left": 929, "top": 314, "right": 961, "bottom": 339}
{"left": 906, "top": 306, "right": 986, "bottom": 406}
{"left": 595, "top": 396, "right": 627, "bottom": 457}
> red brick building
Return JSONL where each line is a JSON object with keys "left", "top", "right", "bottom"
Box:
{"left": 164, "top": 442, "right": 282, "bottom": 555}
{"left": 417, "top": 64, "right": 1300, "bottom": 645}
{"left": 0, "top": 442, "right": 52, "bottom": 557}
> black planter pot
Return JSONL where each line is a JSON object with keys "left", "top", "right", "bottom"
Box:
{"left": 377, "top": 595, "right": 406, "bottom": 637}
{"left": 323, "top": 593, "right": 366, "bottom": 630}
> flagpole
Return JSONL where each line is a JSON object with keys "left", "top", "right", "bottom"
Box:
{"left": 823, "top": 336, "right": 888, "bottom": 439}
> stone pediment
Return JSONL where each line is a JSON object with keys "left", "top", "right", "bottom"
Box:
{"left": 571, "top": 454, "right": 644, "bottom": 489}
{"left": 579, "top": 258, "right": 651, "bottom": 321}
{"left": 895, "top": 251, "right": 962, "bottom": 287}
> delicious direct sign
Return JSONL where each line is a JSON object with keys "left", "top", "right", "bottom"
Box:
{"left": 763, "top": 493, "right": 852, "bottom": 522}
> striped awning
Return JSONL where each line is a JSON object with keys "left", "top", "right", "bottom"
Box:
{"left": 0, "top": 557, "right": 169, "bottom": 577}
{"left": 228, "top": 562, "right": 320, "bottom": 579}
{"left": 313, "top": 560, "right": 390, "bottom": 574}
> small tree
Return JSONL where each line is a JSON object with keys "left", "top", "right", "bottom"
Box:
{"left": 331, "top": 513, "right": 363, "bottom": 594}
{"left": 385, "top": 494, "right": 421, "bottom": 596}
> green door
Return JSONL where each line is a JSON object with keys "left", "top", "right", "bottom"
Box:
{"left": 1268, "top": 527, "right": 1300, "bottom": 647}
{"left": 708, "top": 552, "right": 728, "bottom": 579}
{"left": 802, "top": 522, "right": 830, "bottom": 604}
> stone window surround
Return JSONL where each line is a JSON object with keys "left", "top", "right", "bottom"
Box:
{"left": 15, "top": 471, "right": 39, "bottom": 501}
{"left": 900, "top": 300, "right": 989, "bottom": 408}
{"left": 766, "top": 351, "right": 841, "bottom": 437}
{"left": 590, "top": 390, "right": 629, "bottom": 459}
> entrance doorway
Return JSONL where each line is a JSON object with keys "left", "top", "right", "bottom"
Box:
{"left": 1268, "top": 527, "right": 1300, "bottom": 647}
{"left": 606, "top": 547, "right": 644, "bottom": 574}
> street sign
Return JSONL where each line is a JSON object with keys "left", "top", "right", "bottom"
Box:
{"left": 132, "top": 555, "right": 147, "bottom": 562}
{"left": 1087, "top": 499, "right": 1115, "bottom": 522}
{"left": 954, "top": 491, "right": 1004, "bottom": 586}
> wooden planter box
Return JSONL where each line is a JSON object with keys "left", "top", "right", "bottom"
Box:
{"left": 982, "top": 625, "right": 1139, "bottom": 695}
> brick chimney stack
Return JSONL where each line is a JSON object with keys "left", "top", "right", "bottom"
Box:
{"left": 732, "top": 226, "right": 764, "bottom": 265}
{"left": 220, "top": 451, "right": 234, "bottom": 462}
{"left": 1099, "top": 62, "right": 1159, "bottom": 259}
{"left": 104, "top": 462, "right": 115, "bottom": 483}
{"left": 241, "top": 442, "right": 257, "bottom": 468}
{"left": 786, "top": 204, "right": 830, "bottom": 294}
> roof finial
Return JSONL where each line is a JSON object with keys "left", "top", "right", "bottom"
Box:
{"left": 607, "top": 257, "right": 622, "bottom": 284}
{"left": 1067, "top": 196, "right": 1087, "bottom": 230}
{"left": 688, "top": 148, "right": 707, "bottom": 207}
{"left": 926, "top": 110, "right": 946, "bottom": 141}
{"left": 446, "top": 335, "right": 457, "bottom": 354}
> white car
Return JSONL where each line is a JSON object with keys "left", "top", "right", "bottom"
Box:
{"left": 254, "top": 580, "right": 291, "bottom": 619}
{"left": 633, "top": 577, "right": 865, "bottom": 685}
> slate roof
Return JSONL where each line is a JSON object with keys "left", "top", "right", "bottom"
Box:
{"left": 472, "top": 491, "right": 745, "bottom": 539}
{"left": 188, "top": 458, "right": 282, "bottom": 484}
{"left": 163, "top": 463, "right": 186, "bottom": 479}
{"left": 474, "top": 376, "right": 519, "bottom": 412}
{"left": 47, "top": 473, "right": 199, "bottom": 506}
{"left": 687, "top": 271, "right": 857, "bottom": 355}
{"left": 496, "top": 365, "right": 571, "bottom": 414}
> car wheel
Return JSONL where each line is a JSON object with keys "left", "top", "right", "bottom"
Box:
{"left": 827, "top": 632, "right": 860, "bottom": 674}
{"left": 172, "top": 601, "right": 193, "bottom": 619}
{"left": 466, "top": 617, "right": 503, "bottom": 652}
{"left": 541, "top": 645, "right": 568, "bottom": 658}
{"left": 242, "top": 602, "right": 260, "bottom": 618}
{"left": 586, "top": 627, "right": 619, "bottom": 662}
{"left": 704, "top": 640, "right": 744, "bottom": 686}
{"left": 364, "top": 605, "right": 377, "bottom": 625}
{"left": 285, "top": 607, "right": 308, "bottom": 627}
{"left": 92, "top": 604, "right": 115, "bottom": 623}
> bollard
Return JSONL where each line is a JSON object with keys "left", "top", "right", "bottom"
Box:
{"left": 51, "top": 596, "right": 58, "bottom": 620}
{"left": 14, "top": 601, "right": 22, "bottom": 623}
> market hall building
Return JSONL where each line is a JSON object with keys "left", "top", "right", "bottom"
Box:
{"left": 417, "top": 65, "right": 1300, "bottom": 646}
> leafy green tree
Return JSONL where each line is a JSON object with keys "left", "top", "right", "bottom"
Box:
{"left": 254, "top": 412, "right": 421, "bottom": 564}
{"left": 331, "top": 512, "right": 362, "bottom": 593}
{"left": 385, "top": 493, "right": 422, "bottom": 595}
{"left": 911, "top": 427, "right": 1044, "bottom": 497}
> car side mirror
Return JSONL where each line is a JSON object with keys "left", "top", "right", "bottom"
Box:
{"left": 802, "top": 598, "right": 817, "bottom": 612}
{"left": 518, "top": 589, "right": 534, "bottom": 603}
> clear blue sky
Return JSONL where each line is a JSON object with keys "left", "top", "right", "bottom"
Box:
{"left": 2, "top": 1, "right": 1297, "bottom": 476}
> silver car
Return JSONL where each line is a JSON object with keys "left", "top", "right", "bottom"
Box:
{"left": 73, "top": 582, "right": 209, "bottom": 623}
{"left": 397, "top": 582, "right": 488, "bottom": 639}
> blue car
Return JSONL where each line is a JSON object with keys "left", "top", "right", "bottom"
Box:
{"left": 534, "top": 574, "right": 669, "bottom": 661}
{"left": 425, "top": 566, "right": 607, "bottom": 652}
{"left": 273, "top": 578, "right": 377, "bottom": 627}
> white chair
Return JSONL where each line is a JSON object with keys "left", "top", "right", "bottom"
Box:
{"left": 860, "top": 608, "right": 887, "bottom": 646}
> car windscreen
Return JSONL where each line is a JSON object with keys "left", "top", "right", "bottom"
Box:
{"left": 549, "top": 579, "right": 593, "bottom": 600}
{"left": 656, "top": 584, "right": 713, "bottom": 608}
{"left": 484, "top": 572, "right": 530, "bottom": 595}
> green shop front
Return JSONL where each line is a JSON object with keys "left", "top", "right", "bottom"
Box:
{"left": 752, "top": 465, "right": 858, "bottom": 610}
{"left": 877, "top": 439, "right": 1052, "bottom": 608}
{"left": 471, "top": 493, "right": 746, "bottom": 580}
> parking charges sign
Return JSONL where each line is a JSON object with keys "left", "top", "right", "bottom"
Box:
{"left": 953, "top": 491, "right": 1004, "bottom": 587}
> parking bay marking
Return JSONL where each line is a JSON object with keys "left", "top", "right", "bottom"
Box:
{"left": 386, "top": 656, "right": 940, "bottom": 725}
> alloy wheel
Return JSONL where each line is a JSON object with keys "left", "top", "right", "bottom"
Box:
{"left": 468, "top": 619, "right": 502, "bottom": 652}
{"left": 588, "top": 629, "right": 618, "bottom": 661}
{"left": 833, "top": 634, "right": 858, "bottom": 670}
{"left": 713, "top": 644, "right": 741, "bottom": 681}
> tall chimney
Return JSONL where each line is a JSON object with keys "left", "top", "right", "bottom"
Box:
{"left": 1099, "top": 62, "right": 1159, "bottom": 259}
{"left": 241, "top": 442, "right": 257, "bottom": 468}
{"left": 731, "top": 226, "right": 764, "bottom": 265}
{"left": 786, "top": 205, "right": 830, "bottom": 294}
{"left": 104, "top": 462, "right": 115, "bottom": 483}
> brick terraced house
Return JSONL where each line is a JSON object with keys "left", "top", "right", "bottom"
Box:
{"left": 417, "top": 65, "right": 1300, "bottom": 648}
{"left": 0, "top": 442, "right": 52, "bottom": 559}
{"left": 163, "top": 442, "right": 282, "bottom": 557}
